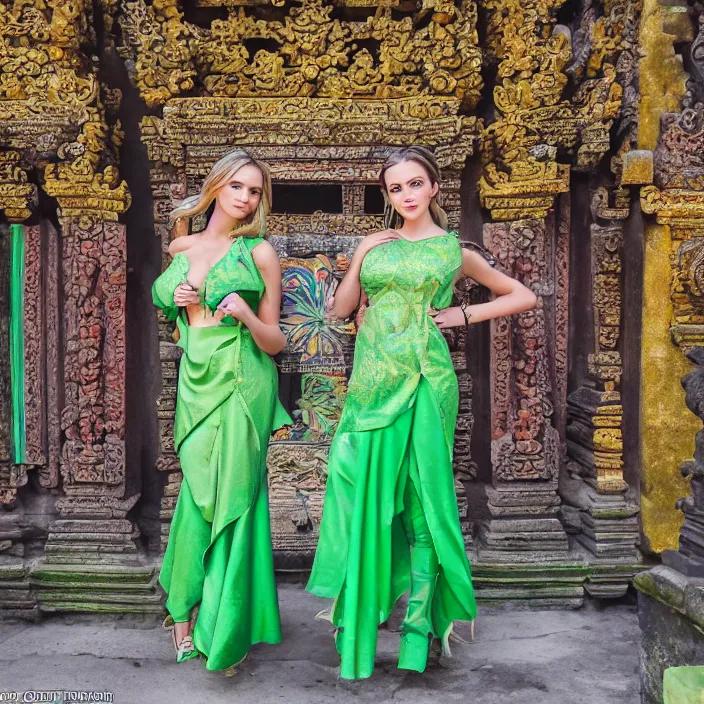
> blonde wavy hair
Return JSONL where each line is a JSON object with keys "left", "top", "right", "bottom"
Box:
{"left": 169, "top": 149, "right": 273, "bottom": 238}
{"left": 379, "top": 146, "right": 449, "bottom": 231}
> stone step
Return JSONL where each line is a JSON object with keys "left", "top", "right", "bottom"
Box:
{"left": 47, "top": 533, "right": 140, "bottom": 544}
{"left": 0, "top": 589, "right": 35, "bottom": 601}
{"left": 45, "top": 542, "right": 138, "bottom": 554}
{"left": 0, "top": 606, "right": 40, "bottom": 621}
{"left": 480, "top": 518, "right": 566, "bottom": 533}
{"left": 48, "top": 520, "right": 135, "bottom": 533}
{"left": 32, "top": 565, "right": 155, "bottom": 580}
{"left": 39, "top": 590, "right": 163, "bottom": 605}
{"left": 0, "top": 598, "right": 38, "bottom": 608}
{"left": 475, "top": 585, "right": 585, "bottom": 599}
{"left": 32, "top": 579, "right": 157, "bottom": 592}
{"left": 40, "top": 600, "right": 165, "bottom": 614}
{"left": 43, "top": 555, "right": 143, "bottom": 566}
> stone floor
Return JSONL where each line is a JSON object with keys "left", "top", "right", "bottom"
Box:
{"left": 0, "top": 584, "right": 640, "bottom": 704}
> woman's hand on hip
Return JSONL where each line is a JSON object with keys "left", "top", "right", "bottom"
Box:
{"left": 430, "top": 306, "right": 468, "bottom": 329}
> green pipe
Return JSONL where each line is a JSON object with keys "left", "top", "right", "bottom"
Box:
{"left": 9, "top": 223, "right": 25, "bottom": 465}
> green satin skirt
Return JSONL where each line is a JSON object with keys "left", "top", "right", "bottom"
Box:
{"left": 307, "top": 377, "right": 477, "bottom": 680}
{"left": 159, "top": 321, "right": 290, "bottom": 671}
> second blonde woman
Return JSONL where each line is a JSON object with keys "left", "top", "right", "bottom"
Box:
{"left": 153, "top": 150, "right": 290, "bottom": 673}
{"left": 307, "top": 146, "right": 538, "bottom": 680}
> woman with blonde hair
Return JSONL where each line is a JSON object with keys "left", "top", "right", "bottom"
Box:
{"left": 152, "top": 149, "right": 290, "bottom": 673}
{"left": 307, "top": 146, "right": 537, "bottom": 679}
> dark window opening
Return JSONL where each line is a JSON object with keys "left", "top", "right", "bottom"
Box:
{"left": 364, "top": 185, "right": 385, "bottom": 214}
{"left": 271, "top": 184, "right": 343, "bottom": 214}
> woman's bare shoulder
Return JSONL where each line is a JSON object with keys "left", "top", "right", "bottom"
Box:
{"left": 251, "top": 239, "right": 279, "bottom": 267}
{"left": 168, "top": 235, "right": 199, "bottom": 257}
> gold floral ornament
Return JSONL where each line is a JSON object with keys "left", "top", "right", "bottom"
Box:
{"left": 119, "top": 0, "right": 200, "bottom": 108}
{"left": 42, "top": 109, "right": 131, "bottom": 223}
{"left": 0, "top": 0, "right": 130, "bottom": 222}
{"left": 119, "top": 0, "right": 482, "bottom": 107}
{"left": 0, "top": 151, "right": 36, "bottom": 221}
{"left": 479, "top": 0, "right": 639, "bottom": 220}
{"left": 0, "top": 0, "right": 96, "bottom": 116}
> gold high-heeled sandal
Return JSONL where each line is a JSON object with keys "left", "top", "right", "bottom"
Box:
{"left": 162, "top": 614, "right": 198, "bottom": 663}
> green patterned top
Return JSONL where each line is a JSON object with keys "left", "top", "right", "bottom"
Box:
{"left": 152, "top": 236, "right": 265, "bottom": 324}
{"left": 337, "top": 231, "right": 462, "bottom": 455}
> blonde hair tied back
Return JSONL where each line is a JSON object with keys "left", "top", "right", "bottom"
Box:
{"left": 169, "top": 149, "right": 273, "bottom": 238}
{"left": 379, "top": 145, "right": 449, "bottom": 231}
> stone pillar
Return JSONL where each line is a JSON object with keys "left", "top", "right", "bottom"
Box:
{"left": 29, "top": 159, "right": 161, "bottom": 614}
{"left": 0, "top": 163, "right": 45, "bottom": 620}
{"left": 477, "top": 0, "right": 643, "bottom": 600}
{"left": 43, "top": 216, "right": 140, "bottom": 566}
{"left": 561, "top": 205, "right": 640, "bottom": 580}
{"left": 478, "top": 218, "right": 569, "bottom": 561}
{"left": 634, "top": 5, "right": 704, "bottom": 686}
{"left": 636, "top": 0, "right": 697, "bottom": 554}
{"left": 635, "top": 348, "right": 704, "bottom": 704}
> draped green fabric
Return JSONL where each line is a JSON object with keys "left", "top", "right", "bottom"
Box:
{"left": 9, "top": 223, "right": 25, "bottom": 465}
{"left": 307, "top": 232, "right": 477, "bottom": 680}
{"left": 663, "top": 666, "right": 704, "bottom": 704}
{"left": 153, "top": 236, "right": 291, "bottom": 671}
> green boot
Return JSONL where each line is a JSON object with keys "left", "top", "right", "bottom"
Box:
{"left": 398, "top": 631, "right": 432, "bottom": 672}
{"left": 397, "top": 567, "right": 438, "bottom": 673}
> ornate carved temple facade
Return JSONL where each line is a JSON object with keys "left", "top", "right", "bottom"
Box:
{"left": 0, "top": 1, "right": 703, "bottom": 672}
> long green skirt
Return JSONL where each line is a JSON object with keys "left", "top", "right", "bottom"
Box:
{"left": 159, "top": 321, "right": 289, "bottom": 671}
{"left": 307, "top": 377, "right": 476, "bottom": 680}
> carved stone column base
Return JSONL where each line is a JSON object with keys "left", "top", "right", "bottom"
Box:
{"left": 661, "top": 488, "right": 704, "bottom": 577}
{"left": 560, "top": 472, "right": 640, "bottom": 563}
{"left": 477, "top": 486, "right": 570, "bottom": 561}
{"left": 44, "top": 519, "right": 142, "bottom": 566}
{"left": 635, "top": 565, "right": 704, "bottom": 704}
{"left": 35, "top": 494, "right": 158, "bottom": 615}
{"left": 43, "top": 496, "right": 142, "bottom": 566}
{"left": 566, "top": 386, "right": 627, "bottom": 494}
{"left": 469, "top": 555, "right": 589, "bottom": 608}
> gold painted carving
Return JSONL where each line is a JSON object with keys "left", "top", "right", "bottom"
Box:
{"left": 119, "top": 0, "right": 482, "bottom": 108}
{"left": 640, "top": 105, "right": 704, "bottom": 348}
{"left": 140, "top": 96, "right": 479, "bottom": 173}
{"left": 196, "top": 0, "right": 398, "bottom": 5}
{"left": 0, "top": 152, "right": 36, "bottom": 221}
{"left": 479, "top": 0, "right": 640, "bottom": 220}
{"left": 43, "top": 111, "right": 131, "bottom": 223}
{"left": 0, "top": 0, "right": 130, "bottom": 222}
{"left": 0, "top": 0, "right": 95, "bottom": 114}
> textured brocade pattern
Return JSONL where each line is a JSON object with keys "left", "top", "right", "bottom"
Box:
{"left": 151, "top": 236, "right": 265, "bottom": 322}
{"left": 338, "top": 232, "right": 462, "bottom": 454}
{"left": 307, "top": 232, "right": 476, "bottom": 680}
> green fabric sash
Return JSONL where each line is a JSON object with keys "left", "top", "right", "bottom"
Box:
{"left": 9, "top": 223, "right": 25, "bottom": 465}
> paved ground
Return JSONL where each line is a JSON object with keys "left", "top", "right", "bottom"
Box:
{"left": 0, "top": 584, "right": 640, "bottom": 704}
